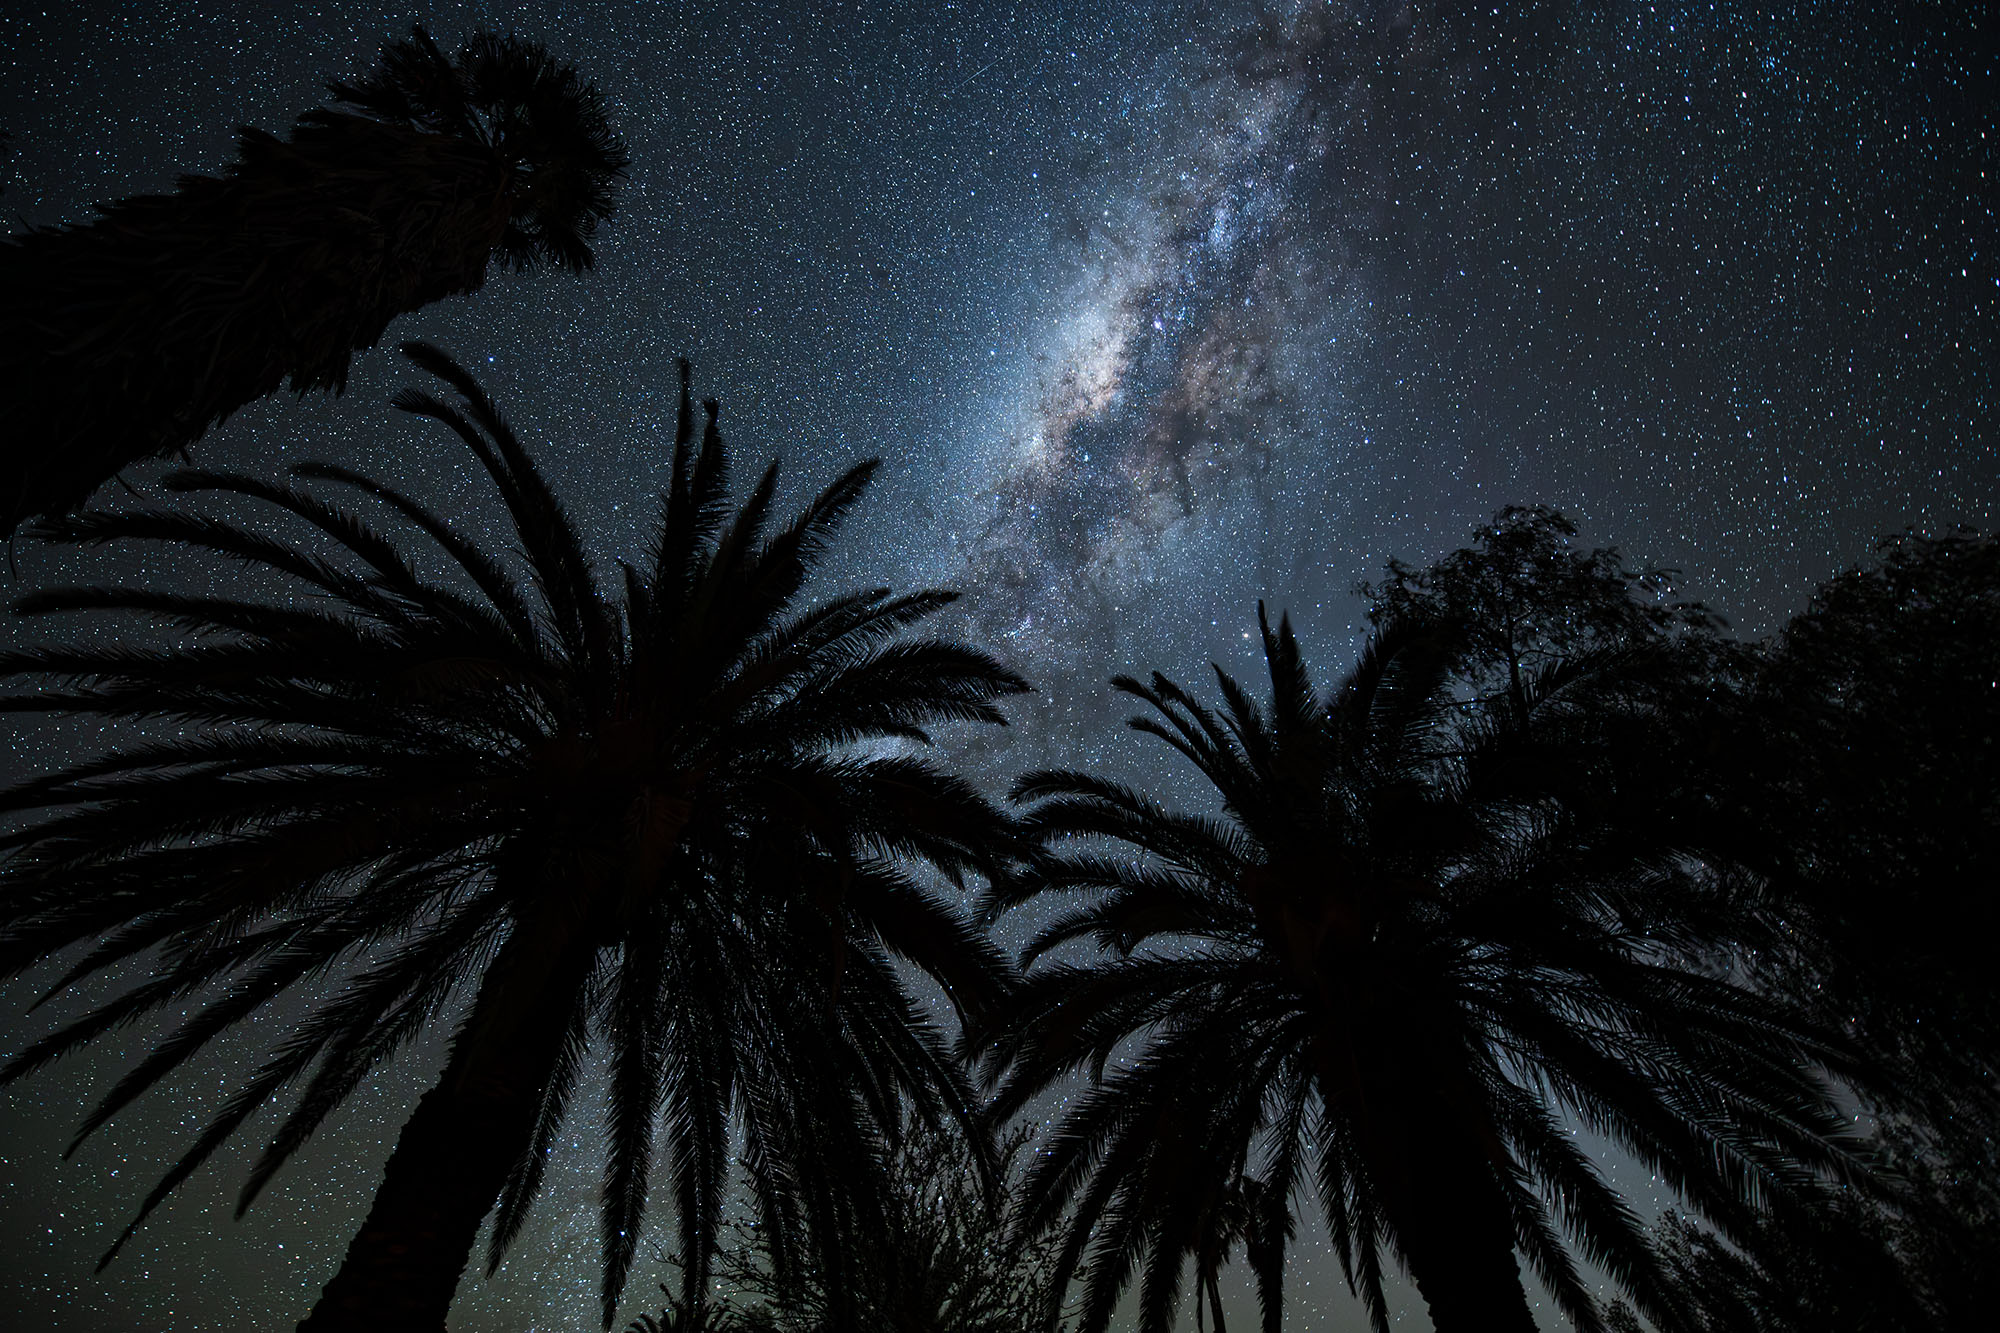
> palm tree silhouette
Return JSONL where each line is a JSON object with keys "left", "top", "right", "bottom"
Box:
{"left": 0, "top": 27, "right": 625, "bottom": 533}
{"left": 0, "top": 345, "right": 1026, "bottom": 1331}
{"left": 981, "top": 608, "right": 1871, "bottom": 1333}
{"left": 1182, "top": 1173, "right": 1288, "bottom": 1333}
{"left": 703, "top": 1119, "right": 1073, "bottom": 1333}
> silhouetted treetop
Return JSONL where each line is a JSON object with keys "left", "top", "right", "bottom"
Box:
{"left": 325, "top": 28, "right": 625, "bottom": 273}
{"left": 980, "top": 605, "right": 1869, "bottom": 1333}
{"left": 0, "top": 26, "right": 626, "bottom": 534}
{"left": 0, "top": 345, "right": 1023, "bottom": 1333}
{"left": 1360, "top": 504, "right": 1723, "bottom": 710}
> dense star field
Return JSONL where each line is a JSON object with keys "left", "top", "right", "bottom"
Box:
{"left": 0, "top": 2, "right": 1991, "bottom": 1329}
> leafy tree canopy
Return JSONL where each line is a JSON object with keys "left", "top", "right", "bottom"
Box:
{"left": 1359, "top": 504, "right": 1724, "bottom": 710}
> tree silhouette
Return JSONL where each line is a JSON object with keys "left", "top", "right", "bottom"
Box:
{"left": 1739, "top": 530, "right": 2000, "bottom": 1112}
{"left": 1359, "top": 504, "right": 1723, "bottom": 719}
{"left": 1605, "top": 1201, "right": 1926, "bottom": 1333}
{"left": 1621, "top": 1113, "right": 2000, "bottom": 1332}
{"left": 0, "top": 27, "right": 625, "bottom": 534}
{"left": 1178, "top": 1172, "right": 1289, "bottom": 1333}
{"left": 0, "top": 345, "right": 1025, "bottom": 1332}
{"left": 673, "top": 1119, "right": 1072, "bottom": 1333}
{"left": 1640, "top": 528, "right": 2000, "bottom": 1331}
{"left": 980, "top": 608, "right": 1873, "bottom": 1333}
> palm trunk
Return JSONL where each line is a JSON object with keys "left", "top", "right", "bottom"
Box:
{"left": 1361, "top": 1097, "right": 1538, "bottom": 1333}
{"left": 297, "top": 912, "right": 595, "bottom": 1333}
{"left": 1314, "top": 1021, "right": 1539, "bottom": 1333}
{"left": 1384, "top": 1167, "right": 1538, "bottom": 1333}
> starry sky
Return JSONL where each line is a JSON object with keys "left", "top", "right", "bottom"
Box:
{"left": 0, "top": 2, "right": 1992, "bottom": 1330}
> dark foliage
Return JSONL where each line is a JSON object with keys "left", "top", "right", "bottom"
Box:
{"left": 631, "top": 1120, "right": 1071, "bottom": 1333}
{"left": 1614, "top": 528, "right": 2000, "bottom": 1332}
{"left": 0, "top": 26, "right": 625, "bottom": 533}
{"left": 979, "top": 603, "right": 1873, "bottom": 1333}
{"left": 0, "top": 346, "right": 1025, "bottom": 1332}
{"left": 1607, "top": 1114, "right": 1999, "bottom": 1333}
{"left": 1359, "top": 504, "right": 1724, "bottom": 714}
{"left": 1738, "top": 530, "right": 2000, "bottom": 1110}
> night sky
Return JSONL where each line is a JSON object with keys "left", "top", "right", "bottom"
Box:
{"left": 0, "top": 2, "right": 1992, "bottom": 1330}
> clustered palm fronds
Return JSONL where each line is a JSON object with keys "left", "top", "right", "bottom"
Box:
{"left": 0, "top": 344, "right": 1025, "bottom": 1332}
{"left": 671, "top": 1121, "right": 1072, "bottom": 1333}
{"left": 979, "top": 610, "right": 1876, "bottom": 1333}
{"left": 0, "top": 26, "right": 625, "bottom": 533}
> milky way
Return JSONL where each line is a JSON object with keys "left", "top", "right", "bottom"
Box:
{"left": 0, "top": 2, "right": 1992, "bottom": 1329}
{"left": 945, "top": 0, "right": 1994, "bottom": 733}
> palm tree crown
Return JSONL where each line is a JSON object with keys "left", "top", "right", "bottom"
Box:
{"left": 0, "top": 344, "right": 1026, "bottom": 1332}
{"left": 327, "top": 27, "right": 625, "bottom": 274}
{"left": 0, "top": 27, "right": 626, "bottom": 532}
{"left": 981, "top": 608, "right": 1871, "bottom": 1333}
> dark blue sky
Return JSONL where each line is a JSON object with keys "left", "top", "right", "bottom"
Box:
{"left": 0, "top": 2, "right": 1991, "bottom": 1329}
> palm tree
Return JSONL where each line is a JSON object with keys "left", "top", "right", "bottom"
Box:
{"left": 980, "top": 608, "right": 1873, "bottom": 1333}
{"left": 0, "top": 344, "right": 1027, "bottom": 1332}
{"left": 0, "top": 26, "right": 625, "bottom": 533}
{"left": 695, "top": 1118, "right": 1074, "bottom": 1333}
{"left": 1185, "top": 1174, "right": 1288, "bottom": 1333}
